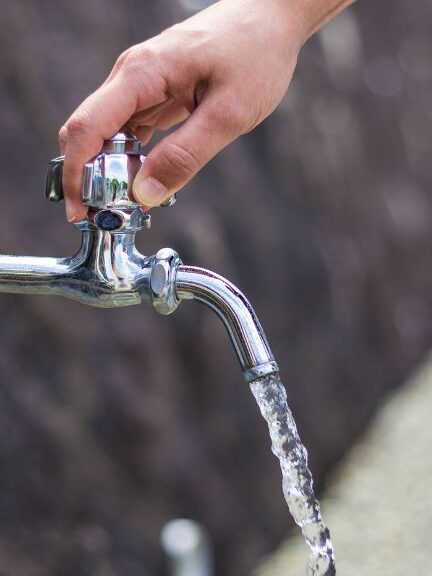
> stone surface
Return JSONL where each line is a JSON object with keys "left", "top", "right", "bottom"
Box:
{"left": 254, "top": 356, "right": 432, "bottom": 576}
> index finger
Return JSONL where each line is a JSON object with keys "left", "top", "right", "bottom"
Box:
{"left": 61, "top": 73, "right": 164, "bottom": 221}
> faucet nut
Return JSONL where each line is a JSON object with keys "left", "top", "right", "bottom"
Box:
{"left": 151, "top": 248, "right": 182, "bottom": 316}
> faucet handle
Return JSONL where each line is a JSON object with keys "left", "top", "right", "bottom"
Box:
{"left": 45, "top": 131, "right": 179, "bottom": 211}
{"left": 45, "top": 131, "right": 142, "bottom": 209}
{"left": 160, "top": 194, "right": 177, "bottom": 208}
{"left": 45, "top": 156, "right": 65, "bottom": 202}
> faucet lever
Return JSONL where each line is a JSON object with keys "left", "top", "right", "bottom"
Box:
{"left": 45, "top": 131, "right": 142, "bottom": 210}
{"left": 45, "top": 131, "right": 178, "bottom": 213}
{"left": 45, "top": 156, "right": 65, "bottom": 202}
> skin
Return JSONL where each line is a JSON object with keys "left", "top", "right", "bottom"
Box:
{"left": 60, "top": 0, "right": 356, "bottom": 222}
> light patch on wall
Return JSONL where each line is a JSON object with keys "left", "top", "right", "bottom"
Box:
{"left": 363, "top": 57, "right": 403, "bottom": 98}
{"left": 178, "top": 0, "right": 215, "bottom": 14}
{"left": 398, "top": 35, "right": 432, "bottom": 80}
{"left": 318, "top": 10, "right": 363, "bottom": 90}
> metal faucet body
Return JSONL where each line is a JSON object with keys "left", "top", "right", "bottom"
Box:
{"left": 0, "top": 225, "right": 150, "bottom": 307}
{"left": 0, "top": 132, "right": 278, "bottom": 382}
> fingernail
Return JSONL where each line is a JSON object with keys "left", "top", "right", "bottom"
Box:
{"left": 133, "top": 177, "right": 168, "bottom": 206}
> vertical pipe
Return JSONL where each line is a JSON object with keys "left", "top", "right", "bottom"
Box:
{"left": 160, "top": 519, "right": 213, "bottom": 576}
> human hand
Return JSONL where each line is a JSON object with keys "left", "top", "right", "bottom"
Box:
{"left": 59, "top": 0, "right": 308, "bottom": 222}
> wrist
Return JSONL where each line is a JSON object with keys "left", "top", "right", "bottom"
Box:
{"left": 221, "top": 0, "right": 305, "bottom": 53}
{"left": 232, "top": 0, "right": 356, "bottom": 46}
{"left": 221, "top": 0, "right": 312, "bottom": 50}
{"left": 285, "top": 0, "right": 357, "bottom": 44}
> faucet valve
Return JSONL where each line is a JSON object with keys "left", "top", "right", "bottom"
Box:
{"left": 45, "top": 131, "right": 177, "bottom": 218}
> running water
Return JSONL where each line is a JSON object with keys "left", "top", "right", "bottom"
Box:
{"left": 250, "top": 373, "right": 335, "bottom": 575}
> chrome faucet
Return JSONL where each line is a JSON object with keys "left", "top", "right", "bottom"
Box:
{"left": 1, "top": 132, "right": 278, "bottom": 383}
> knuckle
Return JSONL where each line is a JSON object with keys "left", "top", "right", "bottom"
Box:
{"left": 114, "top": 48, "right": 132, "bottom": 69}
{"left": 162, "top": 141, "right": 201, "bottom": 177}
{"left": 114, "top": 41, "right": 168, "bottom": 97}
{"left": 215, "top": 103, "right": 246, "bottom": 137}
{"left": 115, "top": 47, "right": 138, "bottom": 71}
{"left": 119, "top": 44, "right": 155, "bottom": 76}
{"left": 65, "top": 110, "right": 92, "bottom": 138}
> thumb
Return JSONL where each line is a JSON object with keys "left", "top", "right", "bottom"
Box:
{"left": 132, "top": 98, "right": 239, "bottom": 206}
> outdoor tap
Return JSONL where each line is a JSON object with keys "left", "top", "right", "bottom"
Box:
{"left": 0, "top": 131, "right": 278, "bottom": 382}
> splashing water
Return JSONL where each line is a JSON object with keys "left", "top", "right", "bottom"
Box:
{"left": 250, "top": 373, "right": 335, "bottom": 575}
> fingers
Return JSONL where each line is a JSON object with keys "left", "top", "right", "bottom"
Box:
{"left": 132, "top": 96, "right": 240, "bottom": 207}
{"left": 130, "top": 126, "right": 155, "bottom": 147}
{"left": 60, "top": 71, "right": 165, "bottom": 221}
{"left": 150, "top": 102, "right": 189, "bottom": 130}
{"left": 128, "top": 102, "right": 189, "bottom": 146}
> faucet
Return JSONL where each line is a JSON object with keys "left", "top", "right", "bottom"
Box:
{"left": 1, "top": 131, "right": 278, "bottom": 383}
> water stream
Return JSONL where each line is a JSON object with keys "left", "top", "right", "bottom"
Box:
{"left": 250, "top": 373, "right": 335, "bottom": 575}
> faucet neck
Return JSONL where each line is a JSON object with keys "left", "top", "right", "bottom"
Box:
{"left": 74, "top": 206, "right": 149, "bottom": 260}
{"left": 73, "top": 213, "right": 149, "bottom": 290}
{"left": 79, "top": 227, "right": 140, "bottom": 255}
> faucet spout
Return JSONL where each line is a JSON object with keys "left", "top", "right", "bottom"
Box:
{"left": 0, "top": 224, "right": 277, "bottom": 380}
{"left": 175, "top": 266, "right": 279, "bottom": 382}
{"left": 0, "top": 254, "right": 74, "bottom": 295}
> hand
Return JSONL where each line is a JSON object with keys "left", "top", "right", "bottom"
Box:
{"left": 60, "top": 0, "right": 306, "bottom": 222}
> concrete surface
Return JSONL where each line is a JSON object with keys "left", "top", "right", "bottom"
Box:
{"left": 253, "top": 356, "right": 432, "bottom": 576}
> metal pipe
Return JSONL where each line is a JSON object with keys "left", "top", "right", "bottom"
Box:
{"left": 0, "top": 254, "right": 73, "bottom": 295}
{"left": 0, "top": 227, "right": 153, "bottom": 308}
{"left": 160, "top": 519, "right": 213, "bottom": 576}
{"left": 176, "top": 266, "right": 279, "bottom": 382}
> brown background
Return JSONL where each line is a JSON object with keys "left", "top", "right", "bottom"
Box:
{"left": 0, "top": 1, "right": 431, "bottom": 575}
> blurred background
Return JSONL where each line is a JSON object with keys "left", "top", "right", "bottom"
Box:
{"left": 0, "top": 1, "right": 431, "bottom": 575}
